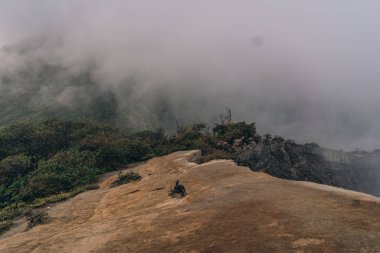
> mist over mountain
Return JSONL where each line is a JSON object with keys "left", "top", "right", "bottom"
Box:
{"left": 1, "top": 1, "right": 380, "bottom": 150}
{"left": 1, "top": 3, "right": 380, "bottom": 249}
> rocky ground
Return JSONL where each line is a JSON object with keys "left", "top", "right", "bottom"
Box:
{"left": 1, "top": 151, "right": 379, "bottom": 253}
{"left": 233, "top": 137, "right": 380, "bottom": 196}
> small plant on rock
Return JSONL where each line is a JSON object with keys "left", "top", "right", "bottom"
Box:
{"left": 25, "top": 209, "right": 48, "bottom": 228}
{"left": 110, "top": 171, "right": 141, "bottom": 187}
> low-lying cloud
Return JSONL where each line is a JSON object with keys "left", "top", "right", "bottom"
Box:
{"left": 1, "top": 0, "right": 380, "bottom": 150}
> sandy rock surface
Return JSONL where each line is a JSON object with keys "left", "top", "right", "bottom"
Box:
{"left": 1, "top": 150, "right": 379, "bottom": 253}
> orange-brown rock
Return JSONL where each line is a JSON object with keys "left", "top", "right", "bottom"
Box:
{"left": 1, "top": 151, "right": 379, "bottom": 252}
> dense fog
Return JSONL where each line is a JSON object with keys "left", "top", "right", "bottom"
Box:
{"left": 1, "top": 1, "right": 380, "bottom": 150}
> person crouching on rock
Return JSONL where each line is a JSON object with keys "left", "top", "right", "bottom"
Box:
{"left": 170, "top": 180, "right": 186, "bottom": 198}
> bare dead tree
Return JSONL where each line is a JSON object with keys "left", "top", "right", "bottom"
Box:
{"left": 226, "top": 107, "right": 232, "bottom": 123}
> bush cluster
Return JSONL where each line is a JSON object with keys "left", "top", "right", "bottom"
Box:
{"left": 110, "top": 172, "right": 141, "bottom": 187}
{"left": 25, "top": 209, "right": 48, "bottom": 228}
{"left": 0, "top": 119, "right": 168, "bottom": 207}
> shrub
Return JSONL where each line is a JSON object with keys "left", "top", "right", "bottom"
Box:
{"left": 25, "top": 210, "right": 48, "bottom": 228}
{"left": 20, "top": 150, "right": 97, "bottom": 200}
{"left": 0, "top": 203, "right": 25, "bottom": 222}
{"left": 0, "top": 155, "right": 32, "bottom": 184}
{"left": 95, "top": 145, "right": 127, "bottom": 171}
{"left": 213, "top": 122, "right": 256, "bottom": 145}
{"left": 0, "top": 177, "right": 27, "bottom": 204}
{"left": 0, "top": 220, "right": 12, "bottom": 234}
{"left": 29, "top": 184, "right": 99, "bottom": 208}
{"left": 123, "top": 141, "right": 153, "bottom": 162}
{"left": 111, "top": 172, "right": 141, "bottom": 187}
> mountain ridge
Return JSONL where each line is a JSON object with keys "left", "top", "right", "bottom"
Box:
{"left": 1, "top": 150, "right": 379, "bottom": 252}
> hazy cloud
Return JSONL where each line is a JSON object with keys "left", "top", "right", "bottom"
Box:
{"left": 1, "top": 0, "right": 380, "bottom": 150}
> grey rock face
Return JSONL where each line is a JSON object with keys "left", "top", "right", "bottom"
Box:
{"left": 231, "top": 138, "right": 380, "bottom": 196}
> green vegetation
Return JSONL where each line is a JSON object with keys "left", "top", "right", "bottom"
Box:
{"left": 0, "top": 116, "right": 374, "bottom": 235}
{"left": 0, "top": 184, "right": 100, "bottom": 234}
{"left": 0, "top": 118, "right": 257, "bottom": 234}
{"left": 0, "top": 220, "right": 12, "bottom": 234}
{"left": 25, "top": 209, "right": 48, "bottom": 228}
{"left": 0, "top": 119, "right": 256, "bottom": 207}
{"left": 29, "top": 184, "right": 99, "bottom": 208}
{"left": 0, "top": 119, "right": 155, "bottom": 207}
{"left": 111, "top": 172, "right": 141, "bottom": 187}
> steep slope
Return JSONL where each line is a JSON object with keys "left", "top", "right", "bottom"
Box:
{"left": 234, "top": 137, "right": 380, "bottom": 196}
{"left": 1, "top": 151, "right": 379, "bottom": 253}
